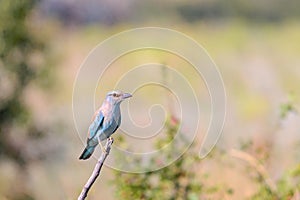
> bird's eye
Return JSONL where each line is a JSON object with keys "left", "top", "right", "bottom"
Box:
{"left": 112, "top": 93, "right": 117, "bottom": 97}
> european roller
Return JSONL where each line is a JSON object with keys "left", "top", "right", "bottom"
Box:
{"left": 79, "top": 90, "right": 132, "bottom": 160}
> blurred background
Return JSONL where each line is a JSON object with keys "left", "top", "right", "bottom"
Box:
{"left": 0, "top": 0, "right": 299, "bottom": 199}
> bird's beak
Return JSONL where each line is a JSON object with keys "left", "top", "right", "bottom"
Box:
{"left": 122, "top": 93, "right": 132, "bottom": 99}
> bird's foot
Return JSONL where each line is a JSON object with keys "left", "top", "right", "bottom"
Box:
{"left": 99, "top": 141, "right": 108, "bottom": 154}
{"left": 98, "top": 137, "right": 113, "bottom": 154}
{"left": 97, "top": 137, "right": 107, "bottom": 154}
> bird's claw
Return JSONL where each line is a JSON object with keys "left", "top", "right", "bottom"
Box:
{"left": 99, "top": 143, "right": 107, "bottom": 154}
{"left": 102, "top": 148, "right": 108, "bottom": 154}
{"left": 98, "top": 137, "right": 113, "bottom": 154}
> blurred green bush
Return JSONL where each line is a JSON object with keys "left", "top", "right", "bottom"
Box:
{"left": 0, "top": 1, "right": 56, "bottom": 199}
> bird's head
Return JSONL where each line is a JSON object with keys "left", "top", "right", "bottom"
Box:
{"left": 106, "top": 90, "right": 132, "bottom": 105}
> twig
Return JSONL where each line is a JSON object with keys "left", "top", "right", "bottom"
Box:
{"left": 229, "top": 148, "right": 277, "bottom": 193}
{"left": 78, "top": 138, "right": 114, "bottom": 200}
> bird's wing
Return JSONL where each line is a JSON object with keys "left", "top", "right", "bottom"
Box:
{"left": 88, "top": 110, "right": 104, "bottom": 140}
{"left": 112, "top": 115, "right": 121, "bottom": 133}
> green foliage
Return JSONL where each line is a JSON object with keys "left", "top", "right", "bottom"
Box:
{"left": 238, "top": 138, "right": 300, "bottom": 199}
{"left": 279, "top": 92, "right": 297, "bottom": 119}
{"left": 239, "top": 138, "right": 300, "bottom": 199}
{"left": 0, "top": 1, "right": 54, "bottom": 199}
{"left": 113, "top": 96, "right": 300, "bottom": 199}
{"left": 113, "top": 116, "right": 233, "bottom": 199}
{"left": 0, "top": 0, "right": 46, "bottom": 164}
{"left": 250, "top": 164, "right": 300, "bottom": 200}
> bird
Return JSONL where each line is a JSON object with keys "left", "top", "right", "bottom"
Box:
{"left": 79, "top": 90, "right": 132, "bottom": 160}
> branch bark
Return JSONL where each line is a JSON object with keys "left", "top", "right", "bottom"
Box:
{"left": 78, "top": 138, "right": 114, "bottom": 200}
{"left": 229, "top": 148, "right": 277, "bottom": 193}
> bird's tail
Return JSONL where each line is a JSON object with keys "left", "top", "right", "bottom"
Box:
{"left": 79, "top": 146, "right": 95, "bottom": 160}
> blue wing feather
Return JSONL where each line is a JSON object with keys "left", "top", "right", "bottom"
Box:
{"left": 88, "top": 111, "right": 104, "bottom": 140}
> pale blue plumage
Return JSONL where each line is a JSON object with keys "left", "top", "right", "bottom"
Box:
{"left": 89, "top": 112, "right": 104, "bottom": 139}
{"left": 79, "top": 90, "right": 132, "bottom": 160}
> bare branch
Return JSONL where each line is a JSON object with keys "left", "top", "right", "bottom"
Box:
{"left": 229, "top": 148, "right": 277, "bottom": 193}
{"left": 78, "top": 138, "right": 114, "bottom": 200}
